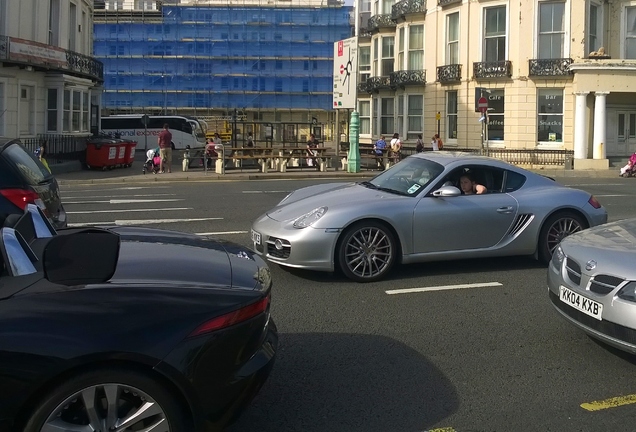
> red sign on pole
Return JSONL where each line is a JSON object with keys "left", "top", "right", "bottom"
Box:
{"left": 478, "top": 97, "right": 488, "bottom": 113}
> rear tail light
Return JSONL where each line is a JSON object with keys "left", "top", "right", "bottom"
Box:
{"left": 188, "top": 294, "right": 270, "bottom": 337}
{"left": 588, "top": 195, "right": 602, "bottom": 209}
{"left": 0, "top": 188, "right": 47, "bottom": 213}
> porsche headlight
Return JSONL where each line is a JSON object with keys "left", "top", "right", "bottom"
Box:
{"left": 617, "top": 281, "right": 636, "bottom": 302}
{"left": 293, "top": 206, "right": 328, "bottom": 228}
{"left": 551, "top": 245, "right": 565, "bottom": 269}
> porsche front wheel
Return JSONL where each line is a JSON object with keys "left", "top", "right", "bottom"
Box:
{"left": 538, "top": 211, "right": 587, "bottom": 264}
{"left": 24, "top": 368, "right": 189, "bottom": 432}
{"left": 338, "top": 221, "right": 397, "bottom": 282}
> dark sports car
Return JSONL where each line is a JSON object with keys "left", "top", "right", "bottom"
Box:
{"left": 0, "top": 205, "right": 276, "bottom": 432}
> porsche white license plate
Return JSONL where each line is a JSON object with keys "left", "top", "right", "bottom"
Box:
{"left": 559, "top": 286, "right": 603, "bottom": 320}
{"left": 251, "top": 229, "right": 261, "bottom": 245}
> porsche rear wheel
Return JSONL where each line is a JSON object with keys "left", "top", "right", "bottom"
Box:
{"left": 538, "top": 211, "right": 587, "bottom": 264}
{"left": 338, "top": 221, "right": 397, "bottom": 282}
{"left": 24, "top": 368, "right": 188, "bottom": 432}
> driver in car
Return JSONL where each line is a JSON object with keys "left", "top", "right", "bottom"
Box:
{"left": 459, "top": 172, "right": 487, "bottom": 195}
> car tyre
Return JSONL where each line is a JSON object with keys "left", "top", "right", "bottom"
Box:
{"left": 538, "top": 211, "right": 587, "bottom": 264}
{"left": 23, "top": 368, "right": 189, "bottom": 432}
{"left": 338, "top": 220, "right": 397, "bottom": 282}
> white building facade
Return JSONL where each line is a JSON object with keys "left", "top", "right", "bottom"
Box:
{"left": 354, "top": 0, "right": 636, "bottom": 169}
{"left": 0, "top": 0, "right": 102, "bottom": 140}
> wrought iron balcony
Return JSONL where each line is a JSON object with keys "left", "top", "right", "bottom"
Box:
{"left": 0, "top": 35, "right": 103, "bottom": 82}
{"left": 438, "top": 0, "right": 462, "bottom": 6}
{"left": 437, "top": 64, "right": 462, "bottom": 83}
{"left": 473, "top": 60, "right": 512, "bottom": 79}
{"left": 390, "top": 70, "right": 426, "bottom": 88}
{"left": 392, "top": 0, "right": 427, "bottom": 20}
{"left": 358, "top": 76, "right": 392, "bottom": 93}
{"left": 528, "top": 58, "right": 573, "bottom": 77}
{"left": 368, "top": 14, "right": 396, "bottom": 32}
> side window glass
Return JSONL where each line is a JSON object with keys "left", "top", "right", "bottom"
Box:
{"left": 504, "top": 171, "right": 526, "bottom": 192}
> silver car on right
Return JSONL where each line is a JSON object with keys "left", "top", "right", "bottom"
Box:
{"left": 548, "top": 218, "right": 636, "bottom": 354}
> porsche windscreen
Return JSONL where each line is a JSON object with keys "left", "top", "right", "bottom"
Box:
{"left": 367, "top": 158, "right": 444, "bottom": 196}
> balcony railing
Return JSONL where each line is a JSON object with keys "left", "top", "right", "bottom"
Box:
{"left": 392, "top": 0, "right": 427, "bottom": 20}
{"left": 437, "top": 0, "right": 462, "bottom": 6}
{"left": 528, "top": 58, "right": 573, "bottom": 77}
{"left": 390, "top": 69, "right": 426, "bottom": 88}
{"left": 437, "top": 64, "right": 462, "bottom": 83}
{"left": 368, "top": 14, "right": 396, "bottom": 31}
{"left": 358, "top": 76, "right": 392, "bottom": 93}
{"left": 473, "top": 61, "right": 512, "bottom": 79}
{"left": 0, "top": 35, "right": 103, "bottom": 82}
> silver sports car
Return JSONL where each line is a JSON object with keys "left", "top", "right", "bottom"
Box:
{"left": 548, "top": 218, "right": 636, "bottom": 354}
{"left": 251, "top": 152, "right": 608, "bottom": 282}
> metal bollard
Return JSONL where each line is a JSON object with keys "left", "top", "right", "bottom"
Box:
{"left": 215, "top": 144, "right": 225, "bottom": 175}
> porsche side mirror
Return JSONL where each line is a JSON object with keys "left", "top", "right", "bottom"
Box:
{"left": 432, "top": 186, "right": 461, "bottom": 197}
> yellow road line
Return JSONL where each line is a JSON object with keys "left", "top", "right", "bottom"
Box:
{"left": 581, "top": 394, "right": 636, "bottom": 411}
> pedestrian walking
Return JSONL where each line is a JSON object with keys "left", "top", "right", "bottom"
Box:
{"left": 374, "top": 135, "right": 387, "bottom": 170}
{"left": 431, "top": 134, "right": 443, "bottom": 151}
{"left": 415, "top": 134, "right": 424, "bottom": 153}
{"left": 158, "top": 123, "right": 172, "bottom": 173}
{"left": 390, "top": 133, "right": 402, "bottom": 162}
{"left": 35, "top": 139, "right": 51, "bottom": 173}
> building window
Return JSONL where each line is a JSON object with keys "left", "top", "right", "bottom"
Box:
{"left": 373, "top": 96, "right": 379, "bottom": 136}
{"left": 275, "top": 79, "right": 283, "bottom": 92}
{"left": 381, "top": 36, "right": 394, "bottom": 76}
{"left": 588, "top": 1, "right": 603, "bottom": 54}
{"left": 359, "top": 100, "right": 371, "bottom": 135}
{"left": 47, "top": 89, "right": 58, "bottom": 132}
{"left": 380, "top": 97, "right": 394, "bottom": 135}
{"left": 105, "top": 0, "right": 123, "bottom": 10}
{"left": 276, "top": 60, "right": 283, "bottom": 70}
{"left": 397, "top": 95, "right": 404, "bottom": 135}
{"left": 446, "top": 91, "right": 458, "bottom": 141}
{"left": 408, "top": 25, "right": 424, "bottom": 70}
{"left": 407, "top": 95, "right": 423, "bottom": 139}
{"left": 134, "top": 0, "right": 154, "bottom": 9}
{"left": 483, "top": 6, "right": 506, "bottom": 62}
{"left": 19, "top": 85, "right": 35, "bottom": 135}
{"left": 82, "top": 92, "right": 89, "bottom": 132}
{"left": 361, "top": 0, "right": 371, "bottom": 12}
{"left": 487, "top": 89, "right": 505, "bottom": 141}
{"left": 625, "top": 6, "right": 636, "bottom": 59}
{"left": 538, "top": 1, "right": 565, "bottom": 59}
{"left": 537, "top": 88, "right": 563, "bottom": 143}
{"left": 359, "top": 46, "right": 371, "bottom": 83}
{"left": 447, "top": 12, "right": 459, "bottom": 64}
{"left": 72, "top": 90, "right": 81, "bottom": 132}
{"left": 382, "top": 0, "right": 394, "bottom": 15}
{"left": 373, "top": 38, "right": 379, "bottom": 75}
{"left": 398, "top": 27, "right": 405, "bottom": 70}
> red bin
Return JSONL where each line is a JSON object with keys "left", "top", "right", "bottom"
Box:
{"left": 123, "top": 140, "right": 137, "bottom": 167}
{"left": 86, "top": 139, "right": 121, "bottom": 170}
{"left": 115, "top": 141, "right": 128, "bottom": 166}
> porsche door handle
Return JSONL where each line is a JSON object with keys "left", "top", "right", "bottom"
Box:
{"left": 497, "top": 206, "right": 514, "bottom": 214}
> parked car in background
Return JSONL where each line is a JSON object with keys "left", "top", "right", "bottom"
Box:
{"left": 0, "top": 205, "right": 277, "bottom": 432}
{"left": 251, "top": 152, "right": 608, "bottom": 282}
{"left": 548, "top": 218, "right": 636, "bottom": 354}
{"left": 0, "top": 138, "right": 66, "bottom": 229}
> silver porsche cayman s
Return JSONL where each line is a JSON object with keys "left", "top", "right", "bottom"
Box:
{"left": 251, "top": 152, "right": 608, "bottom": 282}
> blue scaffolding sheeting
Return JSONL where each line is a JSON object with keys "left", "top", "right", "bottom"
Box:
{"left": 94, "top": 5, "right": 352, "bottom": 112}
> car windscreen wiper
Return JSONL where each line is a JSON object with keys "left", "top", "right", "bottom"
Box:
{"left": 359, "top": 181, "right": 378, "bottom": 189}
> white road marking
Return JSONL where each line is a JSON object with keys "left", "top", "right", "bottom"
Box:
{"left": 67, "top": 207, "right": 192, "bottom": 214}
{"left": 64, "top": 198, "right": 184, "bottom": 204}
{"left": 242, "top": 190, "right": 289, "bottom": 194}
{"left": 61, "top": 186, "right": 169, "bottom": 192}
{"left": 386, "top": 282, "right": 503, "bottom": 295}
{"left": 62, "top": 193, "right": 177, "bottom": 198}
{"left": 594, "top": 194, "right": 630, "bottom": 197}
{"left": 196, "top": 231, "right": 248, "bottom": 236}
{"left": 67, "top": 217, "right": 223, "bottom": 227}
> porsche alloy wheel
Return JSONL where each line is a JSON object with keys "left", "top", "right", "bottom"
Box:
{"left": 25, "top": 369, "right": 187, "bottom": 432}
{"left": 339, "top": 221, "right": 397, "bottom": 282}
{"left": 538, "top": 212, "right": 587, "bottom": 264}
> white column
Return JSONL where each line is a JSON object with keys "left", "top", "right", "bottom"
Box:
{"left": 573, "top": 91, "right": 589, "bottom": 159}
{"left": 592, "top": 91, "right": 609, "bottom": 160}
